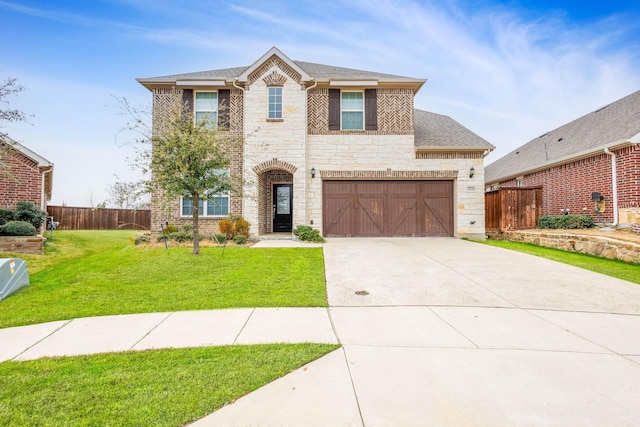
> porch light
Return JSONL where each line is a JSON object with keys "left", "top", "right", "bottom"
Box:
{"left": 311, "top": 167, "right": 316, "bottom": 178}
{"left": 469, "top": 167, "right": 475, "bottom": 178}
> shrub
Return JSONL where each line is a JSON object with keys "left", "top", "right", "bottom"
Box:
{"left": 0, "top": 220, "right": 37, "bottom": 236}
{"left": 13, "top": 201, "right": 47, "bottom": 229}
{"left": 232, "top": 216, "right": 251, "bottom": 238}
{"left": 0, "top": 209, "right": 14, "bottom": 226}
{"left": 163, "top": 224, "right": 179, "bottom": 234}
{"left": 233, "top": 235, "right": 247, "bottom": 245}
{"left": 182, "top": 224, "right": 193, "bottom": 232}
{"left": 213, "top": 233, "right": 227, "bottom": 243}
{"left": 218, "top": 215, "right": 251, "bottom": 239}
{"left": 293, "top": 225, "right": 325, "bottom": 243}
{"left": 538, "top": 214, "right": 596, "bottom": 229}
{"left": 218, "top": 219, "right": 233, "bottom": 236}
{"left": 134, "top": 233, "right": 151, "bottom": 245}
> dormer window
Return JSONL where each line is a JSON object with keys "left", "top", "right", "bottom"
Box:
{"left": 268, "top": 87, "right": 283, "bottom": 120}
{"left": 195, "top": 91, "right": 218, "bottom": 126}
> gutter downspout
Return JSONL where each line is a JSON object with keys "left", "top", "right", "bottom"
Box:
{"left": 603, "top": 147, "right": 619, "bottom": 226}
{"left": 304, "top": 79, "right": 318, "bottom": 227}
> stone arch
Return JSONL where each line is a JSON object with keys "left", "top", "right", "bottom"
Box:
{"left": 253, "top": 158, "right": 297, "bottom": 175}
{"left": 253, "top": 159, "right": 297, "bottom": 235}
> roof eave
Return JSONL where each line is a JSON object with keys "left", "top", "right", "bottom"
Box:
{"left": 487, "top": 138, "right": 636, "bottom": 184}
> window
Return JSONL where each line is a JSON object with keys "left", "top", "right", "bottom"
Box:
{"left": 195, "top": 91, "right": 218, "bottom": 126}
{"left": 268, "top": 87, "right": 282, "bottom": 119}
{"left": 181, "top": 169, "right": 230, "bottom": 217}
{"left": 341, "top": 91, "right": 364, "bottom": 130}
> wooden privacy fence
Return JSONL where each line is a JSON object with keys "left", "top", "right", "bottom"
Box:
{"left": 46, "top": 206, "right": 151, "bottom": 230}
{"left": 485, "top": 187, "right": 542, "bottom": 231}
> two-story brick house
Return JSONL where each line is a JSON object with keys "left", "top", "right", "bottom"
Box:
{"left": 138, "top": 47, "right": 494, "bottom": 239}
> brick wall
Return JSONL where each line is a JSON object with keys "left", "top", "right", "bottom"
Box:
{"left": 0, "top": 149, "right": 43, "bottom": 209}
{"left": 498, "top": 145, "right": 639, "bottom": 222}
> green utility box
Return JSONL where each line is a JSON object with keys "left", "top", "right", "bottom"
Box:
{"left": 0, "top": 258, "right": 29, "bottom": 300}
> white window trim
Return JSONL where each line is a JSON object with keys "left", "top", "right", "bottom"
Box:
{"left": 267, "top": 86, "right": 283, "bottom": 120}
{"left": 194, "top": 90, "right": 218, "bottom": 126}
{"left": 180, "top": 169, "right": 230, "bottom": 217}
{"left": 180, "top": 194, "right": 230, "bottom": 218}
{"left": 341, "top": 90, "right": 365, "bottom": 131}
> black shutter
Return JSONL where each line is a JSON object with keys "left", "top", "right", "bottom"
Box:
{"left": 365, "top": 88, "right": 377, "bottom": 131}
{"left": 182, "top": 89, "right": 193, "bottom": 114}
{"left": 218, "top": 89, "right": 230, "bottom": 129}
{"left": 328, "top": 89, "right": 340, "bottom": 131}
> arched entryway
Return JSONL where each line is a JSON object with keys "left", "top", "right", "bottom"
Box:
{"left": 253, "top": 159, "right": 297, "bottom": 235}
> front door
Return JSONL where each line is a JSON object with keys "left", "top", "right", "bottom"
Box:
{"left": 273, "top": 184, "right": 293, "bottom": 232}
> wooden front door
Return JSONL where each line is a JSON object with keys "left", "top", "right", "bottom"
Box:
{"left": 273, "top": 184, "right": 293, "bottom": 232}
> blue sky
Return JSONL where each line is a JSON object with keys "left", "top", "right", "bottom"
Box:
{"left": 2, "top": 0, "right": 639, "bottom": 206}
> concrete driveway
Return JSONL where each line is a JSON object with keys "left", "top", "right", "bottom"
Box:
{"left": 197, "top": 237, "right": 640, "bottom": 426}
{"left": 324, "top": 237, "right": 640, "bottom": 313}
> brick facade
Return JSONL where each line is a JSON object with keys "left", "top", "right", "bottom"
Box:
{"left": 497, "top": 145, "right": 640, "bottom": 223}
{"left": 0, "top": 148, "right": 45, "bottom": 210}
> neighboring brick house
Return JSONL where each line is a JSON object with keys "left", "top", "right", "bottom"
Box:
{"left": 0, "top": 133, "right": 54, "bottom": 211}
{"left": 485, "top": 89, "right": 640, "bottom": 226}
{"left": 137, "top": 47, "right": 494, "bottom": 239}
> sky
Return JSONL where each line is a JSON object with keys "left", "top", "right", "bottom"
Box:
{"left": 1, "top": 0, "right": 639, "bottom": 207}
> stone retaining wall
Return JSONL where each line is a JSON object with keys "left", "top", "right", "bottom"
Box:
{"left": 487, "top": 230, "right": 640, "bottom": 264}
{"left": 0, "top": 236, "right": 45, "bottom": 255}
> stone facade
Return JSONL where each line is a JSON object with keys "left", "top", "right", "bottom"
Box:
{"left": 0, "top": 236, "right": 46, "bottom": 255}
{"left": 487, "top": 230, "right": 640, "bottom": 263}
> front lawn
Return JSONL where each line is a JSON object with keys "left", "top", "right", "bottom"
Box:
{"left": 0, "top": 344, "right": 339, "bottom": 426}
{"left": 0, "top": 231, "right": 327, "bottom": 328}
{"left": 479, "top": 239, "right": 640, "bottom": 285}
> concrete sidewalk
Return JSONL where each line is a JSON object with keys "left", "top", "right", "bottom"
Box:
{"left": 2, "top": 306, "right": 640, "bottom": 426}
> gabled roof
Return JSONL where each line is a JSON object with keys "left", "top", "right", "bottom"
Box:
{"left": 137, "top": 47, "right": 425, "bottom": 90}
{"left": 485, "top": 89, "right": 640, "bottom": 184}
{"left": 1, "top": 133, "right": 53, "bottom": 168}
{"left": 414, "top": 109, "right": 495, "bottom": 152}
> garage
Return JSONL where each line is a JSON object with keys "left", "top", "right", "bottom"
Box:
{"left": 323, "top": 180, "right": 453, "bottom": 237}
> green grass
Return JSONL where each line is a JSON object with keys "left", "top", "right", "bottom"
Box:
{"left": 479, "top": 239, "right": 640, "bottom": 285}
{"left": 0, "top": 231, "right": 327, "bottom": 328}
{"left": 0, "top": 344, "right": 339, "bottom": 426}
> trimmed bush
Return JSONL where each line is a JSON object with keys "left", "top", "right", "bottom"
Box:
{"left": 13, "top": 201, "right": 47, "bottom": 229}
{"left": 134, "top": 233, "right": 151, "bottom": 245}
{"left": 163, "top": 224, "right": 179, "bottom": 234}
{"left": 293, "top": 225, "right": 325, "bottom": 243}
{"left": 0, "top": 209, "right": 14, "bottom": 226}
{"left": 218, "top": 215, "right": 251, "bottom": 239}
{"left": 232, "top": 235, "right": 247, "bottom": 245}
{"left": 213, "top": 233, "right": 227, "bottom": 243}
{"left": 0, "top": 220, "right": 37, "bottom": 236}
{"left": 538, "top": 214, "right": 596, "bottom": 229}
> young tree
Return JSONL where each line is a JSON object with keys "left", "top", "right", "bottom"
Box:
{"left": 0, "top": 75, "right": 29, "bottom": 176}
{"left": 0, "top": 76, "right": 27, "bottom": 127}
{"left": 118, "top": 91, "right": 238, "bottom": 255}
{"left": 107, "top": 176, "right": 151, "bottom": 209}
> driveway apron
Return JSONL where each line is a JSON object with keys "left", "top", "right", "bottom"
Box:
{"left": 323, "top": 237, "right": 640, "bottom": 313}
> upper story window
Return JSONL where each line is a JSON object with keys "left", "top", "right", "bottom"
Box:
{"left": 341, "top": 91, "right": 364, "bottom": 130}
{"left": 195, "top": 91, "right": 218, "bottom": 126}
{"left": 328, "top": 89, "right": 376, "bottom": 131}
{"left": 268, "top": 87, "right": 283, "bottom": 120}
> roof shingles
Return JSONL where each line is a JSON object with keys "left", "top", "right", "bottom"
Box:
{"left": 486, "top": 90, "right": 640, "bottom": 183}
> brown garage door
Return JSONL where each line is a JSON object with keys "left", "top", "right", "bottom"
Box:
{"left": 323, "top": 180, "right": 453, "bottom": 237}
